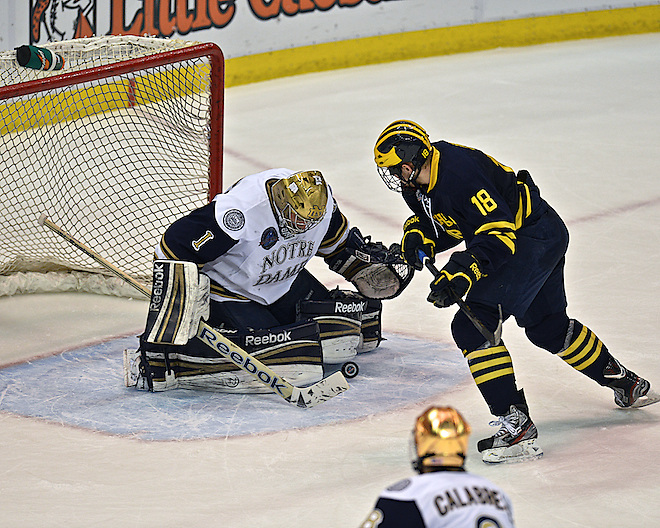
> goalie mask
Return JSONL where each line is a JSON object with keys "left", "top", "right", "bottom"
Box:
{"left": 268, "top": 170, "right": 328, "bottom": 236}
{"left": 374, "top": 120, "right": 432, "bottom": 192}
{"left": 411, "top": 406, "right": 471, "bottom": 472}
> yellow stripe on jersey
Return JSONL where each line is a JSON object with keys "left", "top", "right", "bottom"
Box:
{"left": 425, "top": 148, "right": 442, "bottom": 192}
{"left": 515, "top": 182, "right": 533, "bottom": 229}
{"left": 159, "top": 235, "right": 179, "bottom": 260}
{"left": 475, "top": 220, "right": 517, "bottom": 234}
{"left": 209, "top": 282, "right": 250, "bottom": 301}
{"left": 489, "top": 231, "right": 517, "bottom": 253}
{"left": 318, "top": 211, "right": 348, "bottom": 251}
{"left": 449, "top": 142, "right": 514, "bottom": 173}
{"left": 474, "top": 220, "right": 517, "bottom": 254}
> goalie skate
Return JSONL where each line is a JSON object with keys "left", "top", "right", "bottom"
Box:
{"left": 123, "top": 348, "right": 152, "bottom": 390}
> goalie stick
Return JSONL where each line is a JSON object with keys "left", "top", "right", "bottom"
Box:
{"left": 38, "top": 214, "right": 349, "bottom": 408}
{"left": 418, "top": 249, "right": 502, "bottom": 347}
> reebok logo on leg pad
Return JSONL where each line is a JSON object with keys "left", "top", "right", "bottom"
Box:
{"left": 335, "top": 300, "right": 367, "bottom": 314}
{"left": 245, "top": 330, "right": 292, "bottom": 346}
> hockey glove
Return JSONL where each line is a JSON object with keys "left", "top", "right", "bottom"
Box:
{"left": 401, "top": 215, "right": 436, "bottom": 271}
{"left": 427, "top": 251, "right": 485, "bottom": 308}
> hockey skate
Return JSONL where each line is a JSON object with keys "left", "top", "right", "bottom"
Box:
{"left": 604, "top": 358, "right": 659, "bottom": 408}
{"left": 478, "top": 403, "right": 543, "bottom": 464}
{"left": 123, "top": 348, "right": 150, "bottom": 390}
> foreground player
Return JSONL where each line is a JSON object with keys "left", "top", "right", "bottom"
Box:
{"left": 124, "top": 168, "right": 411, "bottom": 392}
{"left": 360, "top": 406, "right": 515, "bottom": 527}
{"left": 373, "top": 120, "right": 654, "bottom": 463}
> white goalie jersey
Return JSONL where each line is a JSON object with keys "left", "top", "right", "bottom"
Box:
{"left": 155, "top": 168, "right": 348, "bottom": 305}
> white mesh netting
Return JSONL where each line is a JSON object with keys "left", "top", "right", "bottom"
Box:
{"left": 0, "top": 36, "right": 223, "bottom": 297}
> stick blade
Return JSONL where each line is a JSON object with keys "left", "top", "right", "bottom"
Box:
{"left": 290, "top": 371, "right": 349, "bottom": 408}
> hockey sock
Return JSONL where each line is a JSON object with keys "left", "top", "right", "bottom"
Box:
{"left": 556, "top": 320, "right": 611, "bottom": 385}
{"left": 463, "top": 342, "right": 521, "bottom": 416}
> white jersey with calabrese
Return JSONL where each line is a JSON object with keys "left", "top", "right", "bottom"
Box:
{"left": 362, "top": 470, "right": 515, "bottom": 528}
{"left": 156, "top": 168, "right": 345, "bottom": 305}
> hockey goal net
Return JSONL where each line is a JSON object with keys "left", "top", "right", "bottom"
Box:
{"left": 0, "top": 36, "right": 224, "bottom": 297}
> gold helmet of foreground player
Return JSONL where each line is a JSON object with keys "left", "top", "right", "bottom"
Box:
{"left": 411, "top": 406, "right": 471, "bottom": 472}
{"left": 374, "top": 120, "right": 432, "bottom": 192}
{"left": 269, "top": 170, "right": 329, "bottom": 236}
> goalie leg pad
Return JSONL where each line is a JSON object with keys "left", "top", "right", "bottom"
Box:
{"left": 149, "top": 320, "right": 323, "bottom": 393}
{"left": 297, "top": 293, "right": 364, "bottom": 364}
{"left": 326, "top": 289, "right": 383, "bottom": 353}
{"left": 358, "top": 298, "right": 383, "bottom": 353}
{"left": 144, "top": 260, "right": 210, "bottom": 346}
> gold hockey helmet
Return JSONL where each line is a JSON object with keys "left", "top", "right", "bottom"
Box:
{"left": 374, "top": 120, "right": 432, "bottom": 192}
{"left": 411, "top": 406, "right": 471, "bottom": 472}
{"left": 268, "top": 170, "right": 328, "bottom": 235}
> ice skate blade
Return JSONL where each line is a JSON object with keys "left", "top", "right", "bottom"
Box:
{"left": 622, "top": 389, "right": 660, "bottom": 409}
{"left": 481, "top": 439, "right": 544, "bottom": 465}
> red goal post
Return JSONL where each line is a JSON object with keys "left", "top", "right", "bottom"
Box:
{"left": 0, "top": 36, "right": 224, "bottom": 296}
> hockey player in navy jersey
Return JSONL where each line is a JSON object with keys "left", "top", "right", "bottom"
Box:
{"left": 373, "top": 120, "right": 654, "bottom": 464}
{"left": 360, "top": 406, "right": 515, "bottom": 527}
{"left": 124, "top": 168, "right": 412, "bottom": 393}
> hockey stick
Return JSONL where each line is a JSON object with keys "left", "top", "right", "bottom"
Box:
{"left": 39, "top": 214, "right": 152, "bottom": 297}
{"left": 38, "top": 214, "right": 349, "bottom": 408}
{"left": 418, "top": 249, "right": 502, "bottom": 347}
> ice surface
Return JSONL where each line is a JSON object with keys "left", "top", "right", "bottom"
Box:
{"left": 1, "top": 33, "right": 659, "bottom": 527}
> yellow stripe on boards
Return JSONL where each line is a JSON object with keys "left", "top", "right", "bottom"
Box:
{"left": 1, "top": 64, "right": 209, "bottom": 135}
{"left": 224, "top": 6, "right": 660, "bottom": 86}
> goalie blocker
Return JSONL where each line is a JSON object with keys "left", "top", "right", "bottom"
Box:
{"left": 143, "top": 260, "right": 210, "bottom": 346}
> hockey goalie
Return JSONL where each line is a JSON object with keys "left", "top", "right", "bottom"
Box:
{"left": 124, "top": 168, "right": 413, "bottom": 392}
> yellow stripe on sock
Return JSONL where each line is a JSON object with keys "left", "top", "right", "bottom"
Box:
{"left": 474, "top": 367, "right": 515, "bottom": 385}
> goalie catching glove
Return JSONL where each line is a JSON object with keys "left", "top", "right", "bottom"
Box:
{"left": 401, "top": 215, "right": 436, "bottom": 271}
{"left": 325, "top": 227, "right": 414, "bottom": 300}
{"left": 427, "top": 251, "right": 485, "bottom": 308}
{"left": 144, "top": 260, "right": 210, "bottom": 345}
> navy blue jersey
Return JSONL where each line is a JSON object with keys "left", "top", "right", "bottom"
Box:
{"left": 403, "top": 141, "right": 548, "bottom": 275}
